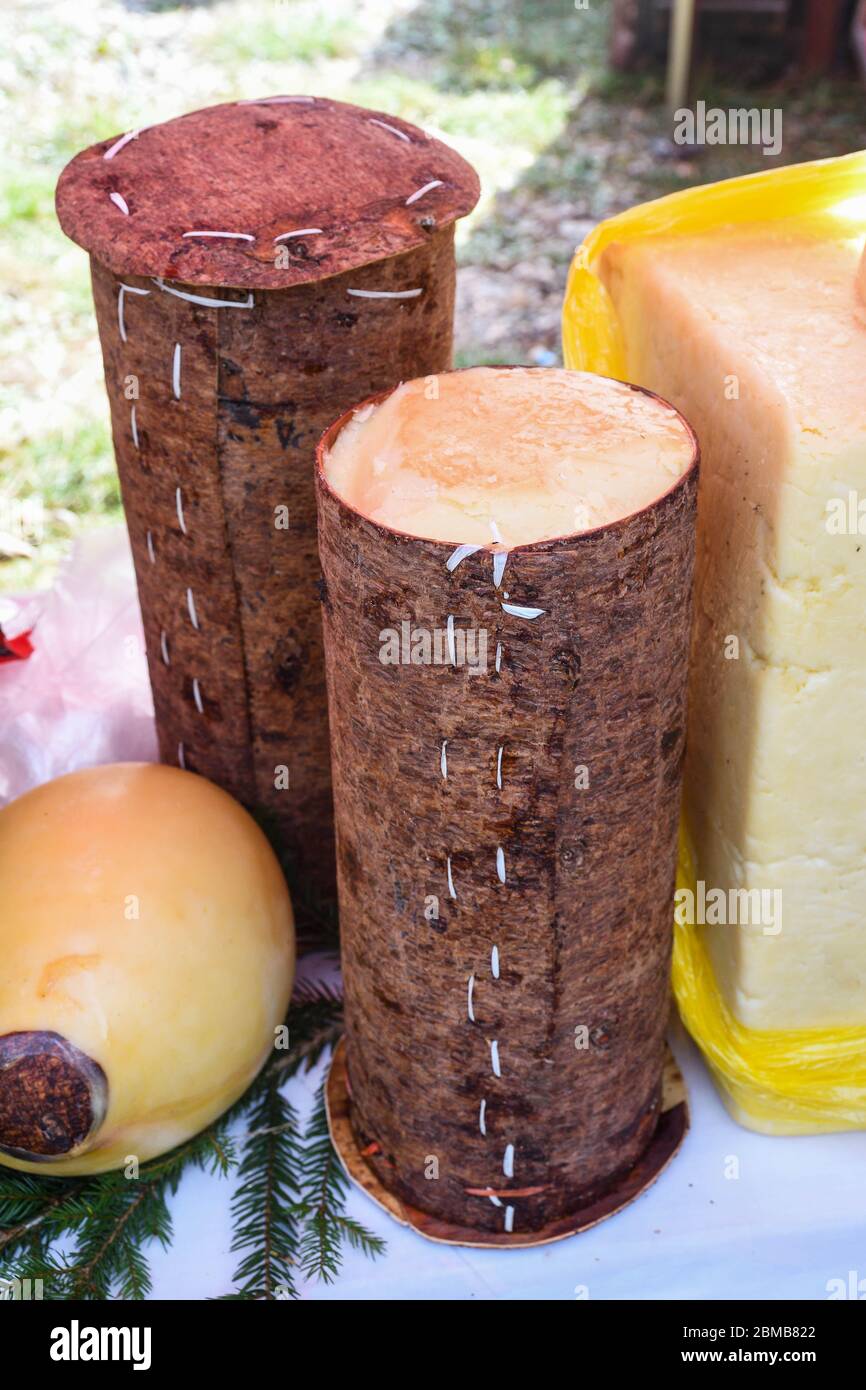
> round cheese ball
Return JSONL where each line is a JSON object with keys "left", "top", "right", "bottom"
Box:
{"left": 0, "top": 763, "right": 295, "bottom": 1175}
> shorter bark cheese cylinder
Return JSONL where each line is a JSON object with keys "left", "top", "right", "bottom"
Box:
{"left": 317, "top": 367, "right": 698, "bottom": 1235}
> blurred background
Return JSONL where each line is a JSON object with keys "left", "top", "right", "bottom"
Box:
{"left": 1, "top": 0, "right": 865, "bottom": 592}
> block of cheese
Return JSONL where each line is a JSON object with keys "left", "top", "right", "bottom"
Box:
{"left": 600, "top": 221, "right": 866, "bottom": 1036}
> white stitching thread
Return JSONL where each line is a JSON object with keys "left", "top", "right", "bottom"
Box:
{"left": 405, "top": 179, "right": 443, "bottom": 205}
{"left": 152, "top": 277, "right": 254, "bottom": 310}
{"left": 447, "top": 542, "right": 482, "bottom": 572}
{"left": 186, "top": 588, "right": 200, "bottom": 630}
{"left": 182, "top": 230, "right": 255, "bottom": 241}
{"left": 446, "top": 614, "right": 456, "bottom": 666}
{"left": 117, "top": 282, "right": 150, "bottom": 342}
{"left": 501, "top": 602, "right": 545, "bottom": 620}
{"left": 346, "top": 287, "right": 423, "bottom": 299}
{"left": 368, "top": 118, "right": 410, "bottom": 142}
{"left": 273, "top": 227, "right": 323, "bottom": 244}
{"left": 104, "top": 130, "right": 139, "bottom": 161}
{"left": 239, "top": 94, "right": 315, "bottom": 105}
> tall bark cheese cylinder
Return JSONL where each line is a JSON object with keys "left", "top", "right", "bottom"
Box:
{"left": 317, "top": 367, "right": 699, "bottom": 1236}
{"left": 54, "top": 97, "right": 479, "bottom": 932}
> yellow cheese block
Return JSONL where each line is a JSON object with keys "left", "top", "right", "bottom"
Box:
{"left": 598, "top": 222, "right": 866, "bottom": 1039}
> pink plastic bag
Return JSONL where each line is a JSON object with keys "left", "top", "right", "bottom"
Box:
{"left": 0, "top": 527, "right": 157, "bottom": 804}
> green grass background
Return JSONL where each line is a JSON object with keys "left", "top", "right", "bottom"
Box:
{"left": 1, "top": 0, "right": 863, "bottom": 590}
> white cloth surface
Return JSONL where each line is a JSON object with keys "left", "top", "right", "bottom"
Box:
{"left": 145, "top": 1008, "right": 866, "bottom": 1301}
{"left": 4, "top": 528, "right": 865, "bottom": 1300}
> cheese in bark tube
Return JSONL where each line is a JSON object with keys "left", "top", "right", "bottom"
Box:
{"left": 316, "top": 367, "right": 698, "bottom": 1241}
{"left": 55, "top": 97, "right": 480, "bottom": 939}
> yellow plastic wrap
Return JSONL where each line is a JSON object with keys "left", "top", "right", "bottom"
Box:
{"left": 562, "top": 152, "right": 866, "bottom": 1134}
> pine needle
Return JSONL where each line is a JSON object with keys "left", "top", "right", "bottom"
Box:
{"left": 0, "top": 981, "right": 386, "bottom": 1301}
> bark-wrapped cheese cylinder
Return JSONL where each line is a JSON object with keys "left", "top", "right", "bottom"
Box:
{"left": 54, "top": 97, "right": 479, "bottom": 931}
{"left": 317, "top": 367, "right": 698, "bottom": 1240}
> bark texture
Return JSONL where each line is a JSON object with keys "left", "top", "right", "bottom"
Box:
{"left": 317, "top": 379, "right": 698, "bottom": 1235}
{"left": 57, "top": 96, "right": 478, "bottom": 930}
{"left": 88, "top": 231, "right": 458, "bottom": 923}
{"left": 0, "top": 1032, "right": 107, "bottom": 1160}
{"left": 55, "top": 97, "right": 479, "bottom": 290}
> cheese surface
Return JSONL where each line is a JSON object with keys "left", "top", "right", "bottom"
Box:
{"left": 323, "top": 366, "right": 694, "bottom": 545}
{"left": 601, "top": 223, "right": 866, "bottom": 1032}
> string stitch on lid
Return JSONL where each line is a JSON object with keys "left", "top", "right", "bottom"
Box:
{"left": 273, "top": 228, "right": 323, "bottom": 244}
{"left": 182, "top": 230, "right": 255, "bottom": 241}
{"left": 368, "top": 118, "right": 410, "bottom": 142}
{"left": 405, "top": 180, "right": 443, "bottom": 206}
{"left": 103, "top": 130, "right": 140, "bottom": 161}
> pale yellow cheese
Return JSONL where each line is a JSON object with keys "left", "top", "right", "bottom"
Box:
{"left": 324, "top": 367, "right": 693, "bottom": 545}
{"left": 601, "top": 224, "right": 866, "bottom": 1031}
{"left": 0, "top": 764, "right": 295, "bottom": 1174}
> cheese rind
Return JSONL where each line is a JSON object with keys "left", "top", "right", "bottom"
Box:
{"left": 601, "top": 225, "right": 866, "bottom": 1032}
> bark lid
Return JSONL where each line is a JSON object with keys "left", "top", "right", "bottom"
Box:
{"left": 0, "top": 1032, "right": 108, "bottom": 1161}
{"left": 55, "top": 96, "right": 480, "bottom": 291}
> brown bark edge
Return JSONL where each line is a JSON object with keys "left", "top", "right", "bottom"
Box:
{"left": 325, "top": 1036, "right": 689, "bottom": 1246}
{"left": 315, "top": 370, "right": 699, "bottom": 1235}
{"left": 89, "top": 229, "right": 457, "bottom": 936}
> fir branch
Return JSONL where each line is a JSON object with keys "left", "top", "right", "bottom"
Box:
{"left": 0, "top": 981, "right": 386, "bottom": 1301}
{"left": 225, "top": 1078, "right": 303, "bottom": 1301}
{"left": 296, "top": 1082, "right": 386, "bottom": 1285}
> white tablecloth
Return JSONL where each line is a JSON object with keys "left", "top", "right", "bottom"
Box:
{"left": 6, "top": 531, "right": 865, "bottom": 1301}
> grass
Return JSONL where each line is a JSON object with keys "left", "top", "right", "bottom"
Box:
{"left": 1, "top": 0, "right": 864, "bottom": 592}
